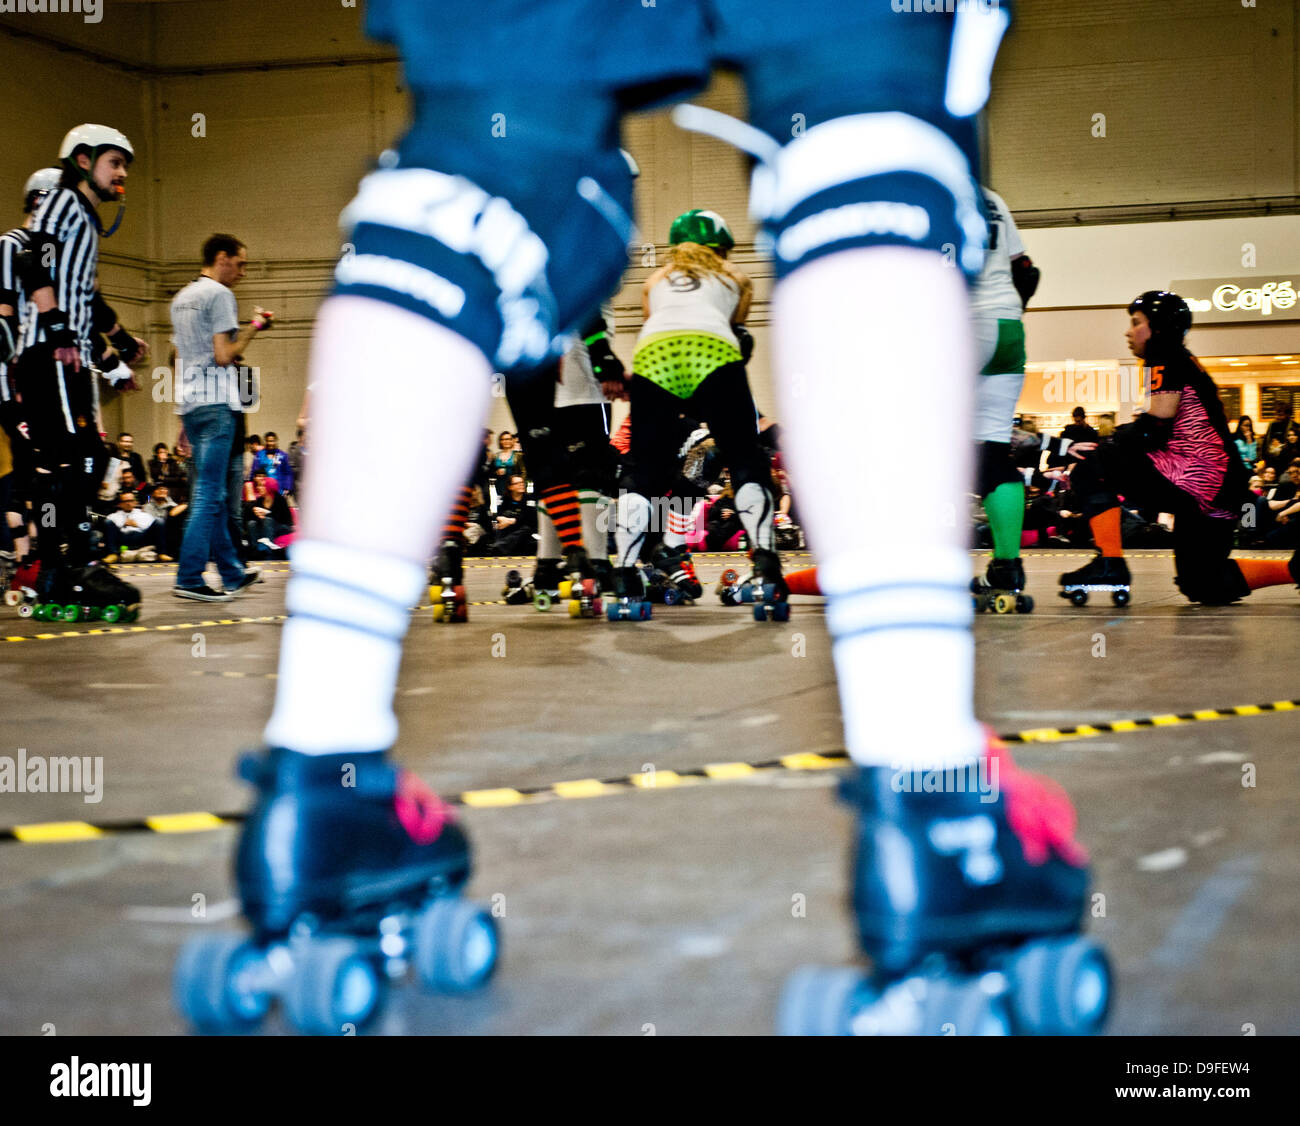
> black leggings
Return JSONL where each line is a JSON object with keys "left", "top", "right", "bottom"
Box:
{"left": 1070, "top": 439, "right": 1249, "bottom": 605}
{"left": 505, "top": 366, "right": 614, "bottom": 494}
{"left": 621, "top": 362, "right": 769, "bottom": 502}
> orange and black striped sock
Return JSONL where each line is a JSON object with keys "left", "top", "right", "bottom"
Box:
{"left": 785, "top": 566, "right": 822, "bottom": 596}
{"left": 1089, "top": 507, "right": 1124, "bottom": 557}
{"left": 441, "top": 485, "right": 473, "bottom": 544}
{"left": 1236, "top": 559, "right": 1295, "bottom": 591}
{"left": 540, "top": 484, "right": 584, "bottom": 551}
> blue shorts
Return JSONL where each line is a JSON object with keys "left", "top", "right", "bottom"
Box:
{"left": 337, "top": 0, "right": 1007, "bottom": 370}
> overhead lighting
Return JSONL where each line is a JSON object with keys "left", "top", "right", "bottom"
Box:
{"left": 1219, "top": 357, "right": 1239, "bottom": 362}
{"left": 1229, "top": 362, "right": 1248, "bottom": 367}
{"left": 1274, "top": 355, "right": 1295, "bottom": 360}
{"left": 1283, "top": 361, "right": 1300, "bottom": 366}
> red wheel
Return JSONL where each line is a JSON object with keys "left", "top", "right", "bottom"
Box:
{"left": 720, "top": 568, "right": 740, "bottom": 586}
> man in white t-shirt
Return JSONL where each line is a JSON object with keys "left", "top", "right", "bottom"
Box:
{"left": 169, "top": 234, "right": 272, "bottom": 600}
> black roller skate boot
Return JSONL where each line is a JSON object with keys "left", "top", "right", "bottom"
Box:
{"left": 1058, "top": 554, "right": 1131, "bottom": 607}
{"left": 972, "top": 557, "right": 1034, "bottom": 615}
{"left": 173, "top": 747, "right": 500, "bottom": 1035}
{"left": 502, "top": 567, "right": 531, "bottom": 605}
{"left": 527, "top": 557, "right": 563, "bottom": 611}
{"left": 606, "top": 564, "right": 651, "bottom": 621}
{"left": 778, "top": 736, "right": 1109, "bottom": 1037}
{"left": 429, "top": 539, "right": 467, "bottom": 623}
{"left": 746, "top": 546, "right": 791, "bottom": 622}
{"left": 651, "top": 543, "right": 703, "bottom": 601}
{"left": 556, "top": 546, "right": 602, "bottom": 618}
{"left": 638, "top": 562, "right": 684, "bottom": 606}
{"left": 30, "top": 562, "right": 141, "bottom": 623}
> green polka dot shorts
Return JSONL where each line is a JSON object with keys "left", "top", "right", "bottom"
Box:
{"left": 633, "top": 332, "right": 743, "bottom": 400}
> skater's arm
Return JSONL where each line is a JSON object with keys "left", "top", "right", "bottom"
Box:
{"left": 1146, "top": 392, "right": 1180, "bottom": 419}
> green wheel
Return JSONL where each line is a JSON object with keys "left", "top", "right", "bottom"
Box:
{"left": 101, "top": 604, "right": 122, "bottom": 624}
{"left": 62, "top": 604, "right": 81, "bottom": 623}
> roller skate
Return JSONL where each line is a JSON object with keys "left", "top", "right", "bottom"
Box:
{"left": 746, "top": 547, "right": 791, "bottom": 622}
{"left": 3, "top": 555, "right": 38, "bottom": 614}
{"left": 972, "top": 557, "right": 1034, "bottom": 615}
{"left": 502, "top": 567, "right": 531, "bottom": 605}
{"left": 173, "top": 747, "right": 500, "bottom": 1035}
{"left": 638, "top": 562, "right": 685, "bottom": 606}
{"left": 1058, "top": 554, "right": 1131, "bottom": 607}
{"left": 651, "top": 544, "right": 703, "bottom": 601}
{"left": 553, "top": 546, "right": 602, "bottom": 619}
{"left": 429, "top": 539, "right": 467, "bottom": 623}
{"left": 26, "top": 562, "right": 141, "bottom": 623}
{"left": 778, "top": 736, "right": 1110, "bottom": 1036}
{"left": 605, "top": 564, "right": 652, "bottom": 621}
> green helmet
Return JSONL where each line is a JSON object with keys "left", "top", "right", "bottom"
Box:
{"left": 669, "top": 209, "right": 734, "bottom": 253}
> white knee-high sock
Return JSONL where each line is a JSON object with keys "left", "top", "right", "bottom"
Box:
{"left": 615, "top": 490, "right": 650, "bottom": 568}
{"left": 773, "top": 248, "right": 983, "bottom": 770}
{"left": 537, "top": 502, "right": 561, "bottom": 560}
{"left": 264, "top": 298, "right": 492, "bottom": 755}
{"left": 579, "top": 489, "right": 605, "bottom": 561}
{"left": 734, "top": 482, "right": 775, "bottom": 551}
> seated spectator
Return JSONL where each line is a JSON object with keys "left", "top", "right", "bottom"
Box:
{"left": 252, "top": 430, "right": 295, "bottom": 497}
{"left": 1264, "top": 460, "right": 1300, "bottom": 547}
{"left": 490, "top": 473, "right": 537, "bottom": 554}
{"left": 462, "top": 485, "right": 493, "bottom": 555}
{"left": 244, "top": 471, "right": 295, "bottom": 557}
{"left": 148, "top": 441, "right": 189, "bottom": 496}
{"left": 705, "top": 485, "right": 744, "bottom": 550}
{"left": 103, "top": 490, "right": 168, "bottom": 563}
{"left": 1232, "top": 416, "right": 1259, "bottom": 471}
{"left": 115, "top": 432, "right": 147, "bottom": 484}
{"left": 144, "top": 482, "right": 188, "bottom": 560}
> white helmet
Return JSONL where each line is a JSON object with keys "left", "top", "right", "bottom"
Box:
{"left": 23, "top": 167, "right": 62, "bottom": 212}
{"left": 59, "top": 123, "right": 134, "bottom": 165}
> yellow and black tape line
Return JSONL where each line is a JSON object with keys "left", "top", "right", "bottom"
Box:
{"left": 3, "top": 696, "right": 1297, "bottom": 845}
{"left": 3, "top": 614, "right": 288, "bottom": 644}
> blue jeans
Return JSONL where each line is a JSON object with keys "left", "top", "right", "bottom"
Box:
{"left": 177, "top": 405, "right": 245, "bottom": 589}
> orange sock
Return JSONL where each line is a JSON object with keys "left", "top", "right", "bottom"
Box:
{"left": 539, "top": 484, "right": 583, "bottom": 551}
{"left": 1089, "top": 508, "right": 1123, "bottom": 557}
{"left": 1236, "top": 559, "right": 1295, "bottom": 591}
{"left": 785, "top": 566, "right": 821, "bottom": 596}
{"left": 441, "top": 485, "right": 473, "bottom": 543}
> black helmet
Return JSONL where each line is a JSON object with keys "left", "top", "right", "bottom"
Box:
{"left": 1128, "top": 290, "right": 1191, "bottom": 340}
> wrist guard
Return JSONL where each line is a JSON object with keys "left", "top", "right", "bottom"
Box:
{"left": 586, "top": 333, "right": 625, "bottom": 383}
{"left": 734, "top": 324, "right": 754, "bottom": 363}
{"left": 108, "top": 326, "right": 142, "bottom": 363}
{"left": 37, "top": 308, "right": 75, "bottom": 351}
{"left": 0, "top": 311, "right": 18, "bottom": 364}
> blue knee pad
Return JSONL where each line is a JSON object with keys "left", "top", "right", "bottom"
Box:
{"left": 693, "top": 3, "right": 1009, "bottom": 279}
{"left": 334, "top": 89, "right": 636, "bottom": 371}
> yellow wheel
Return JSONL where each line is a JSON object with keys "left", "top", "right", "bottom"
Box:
{"left": 993, "top": 594, "right": 1015, "bottom": 615}
{"left": 430, "top": 584, "right": 443, "bottom": 602}
{"left": 433, "top": 604, "right": 446, "bottom": 622}
{"left": 568, "top": 599, "right": 582, "bottom": 618}
{"left": 558, "top": 580, "right": 574, "bottom": 599}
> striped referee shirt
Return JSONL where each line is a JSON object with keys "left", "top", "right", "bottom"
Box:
{"left": 20, "top": 186, "right": 100, "bottom": 365}
{"left": 0, "top": 225, "right": 32, "bottom": 401}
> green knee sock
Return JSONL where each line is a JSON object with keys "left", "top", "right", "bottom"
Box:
{"left": 983, "top": 481, "right": 1025, "bottom": 560}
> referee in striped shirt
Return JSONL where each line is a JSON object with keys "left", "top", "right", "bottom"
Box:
{"left": 16, "top": 123, "right": 137, "bottom": 581}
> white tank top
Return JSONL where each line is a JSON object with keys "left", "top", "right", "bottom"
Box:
{"left": 970, "top": 187, "right": 1026, "bottom": 323}
{"left": 639, "top": 270, "right": 740, "bottom": 348}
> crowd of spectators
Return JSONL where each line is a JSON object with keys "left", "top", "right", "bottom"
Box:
{"left": 91, "top": 425, "right": 307, "bottom": 563}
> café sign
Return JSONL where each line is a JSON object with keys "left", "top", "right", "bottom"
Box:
{"left": 1169, "top": 276, "right": 1300, "bottom": 324}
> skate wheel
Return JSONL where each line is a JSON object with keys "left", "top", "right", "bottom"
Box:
{"left": 606, "top": 602, "right": 621, "bottom": 622}
{"left": 1007, "top": 937, "right": 1111, "bottom": 1035}
{"left": 638, "top": 601, "right": 652, "bottom": 621}
{"left": 101, "top": 604, "right": 121, "bottom": 624}
{"left": 662, "top": 586, "right": 680, "bottom": 606}
{"left": 776, "top": 966, "right": 866, "bottom": 1036}
{"left": 452, "top": 603, "right": 468, "bottom": 623}
{"left": 432, "top": 604, "right": 446, "bottom": 622}
{"left": 568, "top": 599, "right": 582, "bottom": 618}
{"left": 739, "top": 586, "right": 757, "bottom": 604}
{"left": 534, "top": 591, "right": 552, "bottom": 612}
{"left": 772, "top": 602, "right": 791, "bottom": 623}
{"left": 3, "top": 589, "right": 19, "bottom": 607}
{"left": 62, "top": 604, "right": 81, "bottom": 623}
{"left": 504, "top": 569, "right": 521, "bottom": 586}
{"left": 581, "top": 578, "right": 597, "bottom": 598}
{"left": 414, "top": 897, "right": 500, "bottom": 992}
{"left": 972, "top": 594, "right": 988, "bottom": 613}
{"left": 720, "top": 568, "right": 740, "bottom": 586}
{"left": 1111, "top": 590, "right": 1131, "bottom": 607}
{"left": 284, "top": 937, "right": 383, "bottom": 1036}
{"left": 591, "top": 598, "right": 602, "bottom": 616}
{"left": 1069, "top": 590, "right": 1088, "bottom": 607}
{"left": 125, "top": 607, "right": 140, "bottom": 623}
{"left": 429, "top": 584, "right": 443, "bottom": 603}
{"left": 753, "top": 604, "right": 767, "bottom": 623}
{"left": 558, "top": 580, "right": 574, "bottom": 599}
{"left": 174, "top": 934, "right": 271, "bottom": 1034}
{"left": 992, "top": 594, "right": 1015, "bottom": 615}
{"left": 918, "top": 974, "right": 1014, "bottom": 1036}
{"left": 1016, "top": 594, "right": 1035, "bottom": 614}
{"left": 17, "top": 602, "right": 33, "bottom": 618}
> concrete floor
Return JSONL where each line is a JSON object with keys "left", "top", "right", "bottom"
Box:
{"left": 1, "top": 549, "right": 1297, "bottom": 1035}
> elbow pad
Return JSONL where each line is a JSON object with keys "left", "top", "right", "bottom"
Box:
{"left": 24, "top": 235, "right": 60, "bottom": 292}
{"left": 1011, "top": 255, "right": 1040, "bottom": 307}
